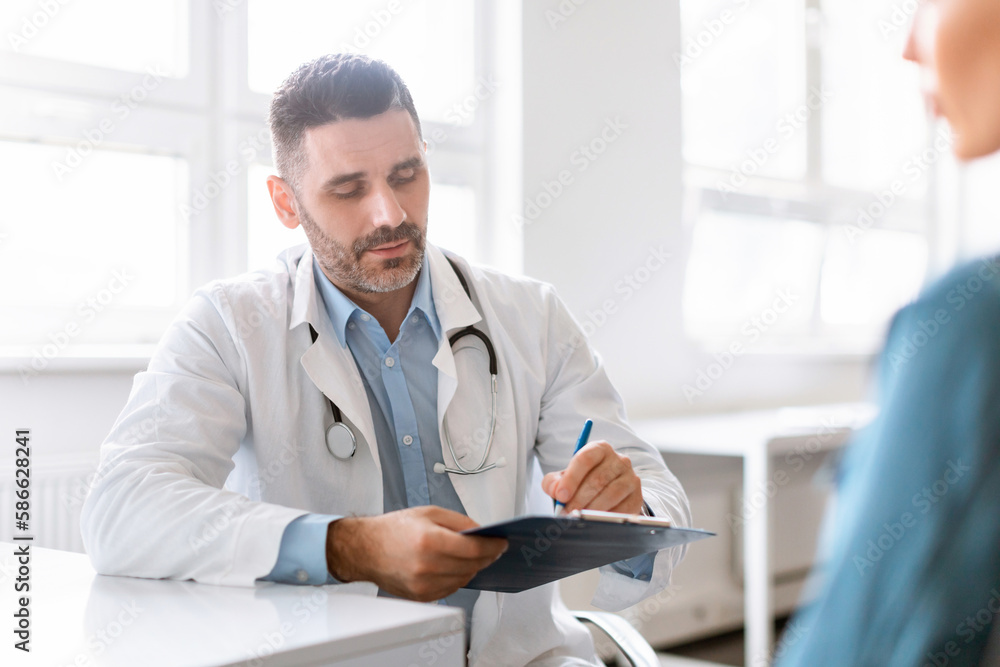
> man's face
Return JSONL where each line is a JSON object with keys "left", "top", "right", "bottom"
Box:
{"left": 291, "top": 109, "right": 430, "bottom": 295}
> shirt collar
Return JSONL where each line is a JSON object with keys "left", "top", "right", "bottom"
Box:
{"left": 312, "top": 253, "right": 442, "bottom": 347}
{"left": 410, "top": 252, "right": 442, "bottom": 340}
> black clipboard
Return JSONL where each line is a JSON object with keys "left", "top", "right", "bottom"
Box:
{"left": 460, "top": 509, "right": 714, "bottom": 593}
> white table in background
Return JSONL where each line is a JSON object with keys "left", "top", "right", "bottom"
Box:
{"left": 1, "top": 543, "right": 464, "bottom": 667}
{"left": 634, "top": 402, "right": 877, "bottom": 667}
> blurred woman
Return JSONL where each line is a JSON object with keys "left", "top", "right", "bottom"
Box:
{"left": 777, "top": 1, "right": 1000, "bottom": 664}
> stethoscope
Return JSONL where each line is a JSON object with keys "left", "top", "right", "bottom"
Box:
{"left": 311, "top": 257, "right": 505, "bottom": 475}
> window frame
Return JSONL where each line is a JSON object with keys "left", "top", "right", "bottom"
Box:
{"left": 678, "top": 0, "right": 942, "bottom": 357}
{"left": 0, "top": 0, "right": 500, "bottom": 370}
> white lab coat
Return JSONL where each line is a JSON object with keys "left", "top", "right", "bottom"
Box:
{"left": 81, "top": 243, "right": 691, "bottom": 666}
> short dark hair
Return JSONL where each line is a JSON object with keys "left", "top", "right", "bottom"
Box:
{"left": 268, "top": 53, "right": 422, "bottom": 189}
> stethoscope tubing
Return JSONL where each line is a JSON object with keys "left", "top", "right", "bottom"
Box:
{"left": 311, "top": 256, "right": 503, "bottom": 475}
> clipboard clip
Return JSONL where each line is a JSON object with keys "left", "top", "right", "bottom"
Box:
{"left": 568, "top": 508, "right": 673, "bottom": 528}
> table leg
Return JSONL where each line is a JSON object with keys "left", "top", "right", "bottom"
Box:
{"left": 744, "top": 448, "right": 773, "bottom": 666}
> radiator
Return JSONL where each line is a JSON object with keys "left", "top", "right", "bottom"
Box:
{"left": 0, "top": 453, "right": 97, "bottom": 553}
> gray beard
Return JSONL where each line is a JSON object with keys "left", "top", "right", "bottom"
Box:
{"left": 298, "top": 203, "right": 426, "bottom": 294}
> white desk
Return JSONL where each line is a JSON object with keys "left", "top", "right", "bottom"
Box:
{"left": 634, "top": 402, "right": 877, "bottom": 667}
{"left": 0, "top": 543, "right": 464, "bottom": 666}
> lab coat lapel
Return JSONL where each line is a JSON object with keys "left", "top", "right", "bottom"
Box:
{"left": 427, "top": 247, "right": 516, "bottom": 525}
{"left": 427, "top": 245, "right": 482, "bottom": 448}
{"left": 427, "top": 248, "right": 513, "bottom": 660}
{"left": 427, "top": 244, "right": 482, "bottom": 440}
{"left": 289, "top": 247, "right": 381, "bottom": 476}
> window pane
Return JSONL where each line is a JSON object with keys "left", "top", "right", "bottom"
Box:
{"left": 683, "top": 210, "right": 824, "bottom": 339}
{"left": 819, "top": 228, "right": 926, "bottom": 326}
{"left": 821, "top": 0, "right": 929, "bottom": 192}
{"left": 427, "top": 183, "right": 476, "bottom": 260}
{"left": 0, "top": 140, "right": 188, "bottom": 345}
{"left": 0, "top": 0, "right": 189, "bottom": 77}
{"left": 247, "top": 0, "right": 476, "bottom": 124}
{"left": 680, "top": 0, "right": 806, "bottom": 179}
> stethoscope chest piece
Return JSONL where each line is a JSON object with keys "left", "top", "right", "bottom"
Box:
{"left": 326, "top": 422, "right": 357, "bottom": 460}
{"left": 310, "top": 323, "right": 358, "bottom": 460}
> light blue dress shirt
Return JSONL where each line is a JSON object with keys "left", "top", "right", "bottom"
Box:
{"left": 257, "top": 253, "right": 654, "bottom": 606}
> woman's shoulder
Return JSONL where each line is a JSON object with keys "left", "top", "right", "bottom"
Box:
{"left": 918, "top": 255, "right": 1000, "bottom": 313}
{"left": 882, "top": 255, "right": 1000, "bottom": 374}
{"left": 918, "top": 255, "right": 1000, "bottom": 317}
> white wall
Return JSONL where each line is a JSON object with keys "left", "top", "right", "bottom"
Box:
{"left": 0, "top": 366, "right": 139, "bottom": 463}
{"left": 516, "top": 5, "right": 868, "bottom": 645}
{"left": 519, "top": 0, "right": 872, "bottom": 418}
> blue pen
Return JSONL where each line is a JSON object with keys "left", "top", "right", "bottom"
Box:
{"left": 554, "top": 419, "right": 593, "bottom": 514}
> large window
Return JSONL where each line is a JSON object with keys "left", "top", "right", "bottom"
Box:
{"left": 1, "top": 0, "right": 190, "bottom": 76}
{"left": 679, "top": 0, "right": 942, "bottom": 353}
{"left": 247, "top": 0, "right": 475, "bottom": 123}
{"left": 0, "top": 0, "right": 495, "bottom": 357}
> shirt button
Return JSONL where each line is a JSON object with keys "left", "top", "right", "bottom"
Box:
{"left": 411, "top": 315, "right": 419, "bottom": 324}
{"left": 360, "top": 314, "right": 371, "bottom": 322}
{"left": 385, "top": 357, "right": 395, "bottom": 368}
{"left": 295, "top": 569, "right": 309, "bottom": 583}
{"left": 347, "top": 322, "right": 356, "bottom": 330}
{"left": 402, "top": 434, "right": 413, "bottom": 445}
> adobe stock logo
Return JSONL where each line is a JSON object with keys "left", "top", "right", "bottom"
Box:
{"left": 925, "top": 588, "right": 1000, "bottom": 667}
{"left": 336, "top": 1, "right": 405, "bottom": 53}
{"left": 513, "top": 117, "right": 628, "bottom": 228}
{"left": 683, "top": 289, "right": 799, "bottom": 403}
{"left": 18, "top": 269, "right": 135, "bottom": 382}
{"left": 6, "top": 0, "right": 72, "bottom": 52}
{"left": 853, "top": 460, "right": 970, "bottom": 576}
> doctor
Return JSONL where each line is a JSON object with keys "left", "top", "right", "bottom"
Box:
{"left": 81, "top": 53, "right": 690, "bottom": 666}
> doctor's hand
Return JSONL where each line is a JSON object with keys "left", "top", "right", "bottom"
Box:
{"left": 541, "top": 441, "right": 644, "bottom": 515}
{"left": 325, "top": 506, "right": 508, "bottom": 602}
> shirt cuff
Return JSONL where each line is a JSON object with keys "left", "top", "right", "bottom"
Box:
{"left": 608, "top": 501, "right": 656, "bottom": 580}
{"left": 608, "top": 552, "right": 656, "bottom": 581}
{"left": 256, "top": 513, "right": 342, "bottom": 585}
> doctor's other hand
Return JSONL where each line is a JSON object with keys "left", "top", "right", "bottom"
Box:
{"left": 541, "top": 441, "right": 644, "bottom": 515}
{"left": 324, "top": 506, "right": 508, "bottom": 602}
